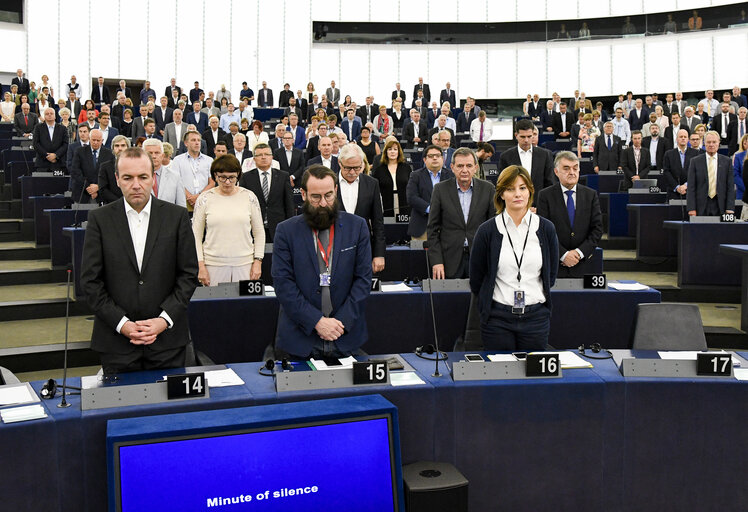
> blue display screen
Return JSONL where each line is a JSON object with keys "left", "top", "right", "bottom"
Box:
{"left": 115, "top": 416, "right": 396, "bottom": 511}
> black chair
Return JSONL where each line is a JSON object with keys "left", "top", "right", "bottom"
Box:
{"left": 631, "top": 303, "right": 707, "bottom": 350}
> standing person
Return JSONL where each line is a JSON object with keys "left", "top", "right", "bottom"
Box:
{"left": 406, "top": 145, "right": 454, "bottom": 241}
{"left": 172, "top": 130, "right": 214, "bottom": 211}
{"left": 371, "top": 140, "right": 411, "bottom": 217}
{"left": 193, "top": 155, "right": 265, "bottom": 286}
{"left": 469, "top": 165, "right": 559, "bottom": 351}
{"left": 271, "top": 165, "right": 372, "bottom": 360}
{"left": 33, "top": 107, "right": 68, "bottom": 170}
{"left": 80, "top": 147, "right": 198, "bottom": 373}
{"left": 687, "top": 131, "right": 735, "bottom": 216}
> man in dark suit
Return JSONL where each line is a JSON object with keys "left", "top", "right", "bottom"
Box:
{"left": 499, "top": 119, "right": 556, "bottom": 204}
{"left": 257, "top": 81, "right": 273, "bottom": 107}
{"left": 66, "top": 91, "right": 82, "bottom": 120}
{"left": 527, "top": 94, "right": 542, "bottom": 119}
{"left": 189, "top": 82, "right": 203, "bottom": 104}
{"left": 357, "top": 97, "right": 378, "bottom": 125}
{"left": 413, "top": 77, "right": 431, "bottom": 104}
{"left": 552, "top": 103, "right": 575, "bottom": 138}
{"left": 238, "top": 143, "right": 294, "bottom": 241}
{"left": 91, "top": 76, "right": 110, "bottom": 105}
{"left": 440, "top": 82, "right": 456, "bottom": 108}
{"left": 154, "top": 97, "right": 173, "bottom": 136}
{"left": 663, "top": 111, "right": 688, "bottom": 150}
{"left": 33, "top": 107, "right": 68, "bottom": 170}
{"left": 628, "top": 99, "right": 647, "bottom": 131}
{"left": 392, "top": 83, "right": 406, "bottom": 105}
{"left": 116, "top": 80, "right": 132, "bottom": 101}
{"left": 12, "top": 69, "right": 29, "bottom": 95}
{"left": 687, "top": 131, "right": 735, "bottom": 216}
{"left": 593, "top": 122, "right": 623, "bottom": 172}
{"left": 456, "top": 104, "right": 477, "bottom": 133}
{"left": 164, "top": 78, "right": 181, "bottom": 103}
{"left": 201, "top": 116, "right": 227, "bottom": 158}
{"left": 406, "top": 145, "right": 454, "bottom": 240}
{"left": 426, "top": 102, "right": 441, "bottom": 127}
{"left": 728, "top": 106, "right": 748, "bottom": 156}
{"left": 337, "top": 144, "right": 386, "bottom": 273}
{"left": 80, "top": 147, "right": 198, "bottom": 373}
{"left": 663, "top": 128, "right": 699, "bottom": 200}
{"left": 306, "top": 123, "right": 329, "bottom": 161}
{"left": 540, "top": 100, "right": 556, "bottom": 133}
{"left": 275, "top": 132, "right": 305, "bottom": 184}
{"left": 13, "top": 102, "right": 38, "bottom": 138}
{"left": 619, "top": 131, "right": 651, "bottom": 190}
{"left": 67, "top": 124, "right": 90, "bottom": 171}
{"left": 710, "top": 102, "right": 737, "bottom": 146}
{"left": 536, "top": 151, "right": 603, "bottom": 278}
{"left": 271, "top": 165, "right": 372, "bottom": 359}
{"left": 306, "top": 135, "right": 340, "bottom": 174}
{"left": 70, "top": 129, "right": 114, "bottom": 202}
{"left": 185, "top": 101, "right": 208, "bottom": 133}
{"left": 427, "top": 148, "right": 495, "bottom": 279}
{"left": 642, "top": 124, "right": 666, "bottom": 170}
{"left": 403, "top": 109, "right": 428, "bottom": 149}
{"left": 428, "top": 116, "right": 456, "bottom": 149}
{"left": 340, "top": 109, "right": 362, "bottom": 142}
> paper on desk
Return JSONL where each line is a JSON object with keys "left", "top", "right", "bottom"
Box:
{"left": 658, "top": 351, "right": 741, "bottom": 366}
{"left": 381, "top": 283, "right": 414, "bottom": 292}
{"left": 487, "top": 354, "right": 518, "bottom": 362}
{"left": 1, "top": 404, "right": 47, "bottom": 424}
{"left": 607, "top": 282, "right": 649, "bottom": 291}
{"left": 733, "top": 369, "right": 748, "bottom": 381}
{"left": 204, "top": 368, "right": 245, "bottom": 388}
{"left": 545, "top": 351, "right": 594, "bottom": 369}
{"left": 390, "top": 372, "right": 426, "bottom": 386}
{"left": 309, "top": 356, "right": 357, "bottom": 370}
{"left": 0, "top": 383, "right": 38, "bottom": 406}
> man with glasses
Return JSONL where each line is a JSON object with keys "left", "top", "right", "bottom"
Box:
{"left": 274, "top": 131, "right": 305, "bottom": 184}
{"left": 336, "top": 144, "right": 386, "bottom": 273}
{"left": 406, "top": 144, "right": 454, "bottom": 241}
{"left": 239, "top": 143, "right": 294, "bottom": 242}
{"left": 271, "top": 164, "right": 372, "bottom": 360}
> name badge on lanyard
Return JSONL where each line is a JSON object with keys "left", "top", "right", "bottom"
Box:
{"left": 315, "top": 224, "right": 335, "bottom": 287}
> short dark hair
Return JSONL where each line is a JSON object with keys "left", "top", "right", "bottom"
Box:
{"left": 301, "top": 164, "right": 338, "bottom": 191}
{"left": 424, "top": 144, "right": 443, "bottom": 157}
{"left": 143, "top": 118, "right": 155, "bottom": 127}
{"left": 115, "top": 147, "right": 153, "bottom": 176}
{"left": 476, "top": 142, "right": 494, "bottom": 154}
{"left": 515, "top": 119, "right": 534, "bottom": 132}
{"left": 253, "top": 143, "right": 272, "bottom": 155}
{"left": 210, "top": 154, "right": 241, "bottom": 181}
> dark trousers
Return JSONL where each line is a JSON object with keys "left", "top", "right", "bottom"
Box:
{"left": 705, "top": 196, "right": 721, "bottom": 216}
{"left": 448, "top": 247, "right": 470, "bottom": 279}
{"left": 481, "top": 301, "right": 551, "bottom": 351}
{"left": 98, "top": 345, "right": 186, "bottom": 375}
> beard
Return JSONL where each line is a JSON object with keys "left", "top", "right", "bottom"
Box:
{"left": 303, "top": 199, "right": 338, "bottom": 230}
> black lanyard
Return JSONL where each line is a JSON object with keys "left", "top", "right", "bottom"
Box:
{"left": 501, "top": 212, "right": 531, "bottom": 283}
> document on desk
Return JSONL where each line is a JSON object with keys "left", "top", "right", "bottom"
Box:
{"left": 544, "top": 351, "right": 594, "bottom": 369}
{"left": 0, "top": 383, "right": 39, "bottom": 406}
{"left": 390, "top": 372, "right": 426, "bottom": 386}
{"left": 1, "top": 404, "right": 47, "bottom": 424}
{"left": 487, "top": 354, "right": 519, "bottom": 362}
{"left": 204, "top": 368, "right": 245, "bottom": 387}
{"left": 309, "top": 356, "right": 357, "bottom": 370}
{"left": 607, "top": 281, "right": 650, "bottom": 291}
{"left": 381, "top": 283, "right": 414, "bottom": 292}
{"left": 733, "top": 369, "right": 748, "bottom": 381}
{"left": 658, "top": 351, "right": 741, "bottom": 366}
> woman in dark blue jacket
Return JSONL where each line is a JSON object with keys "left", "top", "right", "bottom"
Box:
{"left": 469, "top": 165, "right": 558, "bottom": 350}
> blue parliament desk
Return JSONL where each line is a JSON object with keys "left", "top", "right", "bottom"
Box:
{"left": 601, "top": 191, "right": 668, "bottom": 237}
{"left": 626, "top": 204, "right": 687, "bottom": 258}
{"left": 664, "top": 221, "right": 748, "bottom": 287}
{"left": 46, "top": 209, "right": 89, "bottom": 266}
{"left": 20, "top": 175, "right": 69, "bottom": 219}
{"left": 188, "top": 284, "right": 660, "bottom": 363}
{"left": 719, "top": 244, "right": 748, "bottom": 331}
{"left": 582, "top": 171, "right": 623, "bottom": 193}
{"left": 252, "top": 107, "right": 286, "bottom": 122}
{"left": 32, "top": 195, "right": 70, "bottom": 246}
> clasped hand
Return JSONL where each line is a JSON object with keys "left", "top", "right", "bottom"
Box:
{"left": 121, "top": 318, "right": 168, "bottom": 345}
{"left": 315, "top": 317, "right": 345, "bottom": 341}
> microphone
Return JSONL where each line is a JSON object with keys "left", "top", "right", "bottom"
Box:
{"left": 71, "top": 178, "right": 87, "bottom": 227}
{"left": 58, "top": 268, "right": 73, "bottom": 408}
{"left": 419, "top": 240, "right": 448, "bottom": 377}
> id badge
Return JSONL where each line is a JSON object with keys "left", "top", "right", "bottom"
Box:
{"left": 512, "top": 290, "right": 525, "bottom": 315}
{"left": 319, "top": 272, "right": 331, "bottom": 286}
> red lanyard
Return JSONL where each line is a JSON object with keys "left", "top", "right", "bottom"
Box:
{"left": 315, "top": 224, "right": 335, "bottom": 270}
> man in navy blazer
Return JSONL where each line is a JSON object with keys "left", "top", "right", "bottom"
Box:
{"left": 33, "top": 107, "right": 68, "bottom": 170}
{"left": 274, "top": 131, "right": 306, "bottom": 183}
{"left": 340, "top": 109, "right": 362, "bottom": 142}
{"left": 687, "top": 131, "right": 735, "bottom": 216}
{"left": 440, "top": 83, "right": 456, "bottom": 108}
{"left": 185, "top": 102, "right": 208, "bottom": 133}
{"left": 257, "top": 82, "right": 273, "bottom": 107}
{"left": 456, "top": 105, "right": 476, "bottom": 133}
{"left": 662, "top": 129, "right": 699, "bottom": 200}
{"left": 406, "top": 145, "right": 454, "bottom": 239}
{"left": 271, "top": 165, "right": 372, "bottom": 359}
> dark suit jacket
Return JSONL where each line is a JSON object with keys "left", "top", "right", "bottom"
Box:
{"left": 413, "top": 83, "right": 431, "bottom": 103}
{"left": 456, "top": 111, "right": 476, "bottom": 133}
{"left": 12, "top": 76, "right": 30, "bottom": 95}
{"left": 80, "top": 198, "right": 198, "bottom": 357}
{"left": 164, "top": 86, "right": 182, "bottom": 105}
{"left": 306, "top": 155, "right": 340, "bottom": 174}
{"left": 306, "top": 135, "right": 323, "bottom": 161}
{"left": 66, "top": 141, "right": 83, "bottom": 171}
{"left": 258, "top": 88, "right": 274, "bottom": 107}
{"left": 405, "top": 166, "right": 454, "bottom": 237}
{"left": 154, "top": 106, "right": 173, "bottom": 132}
{"left": 619, "top": 146, "right": 651, "bottom": 190}
{"left": 440, "top": 89, "right": 456, "bottom": 107}
{"left": 642, "top": 136, "right": 667, "bottom": 169}
{"left": 592, "top": 134, "right": 623, "bottom": 170}
{"left": 71, "top": 146, "right": 114, "bottom": 201}
{"left": 201, "top": 128, "right": 228, "bottom": 157}
{"left": 628, "top": 109, "right": 647, "bottom": 131}
{"left": 238, "top": 168, "right": 295, "bottom": 241}
{"left": 536, "top": 184, "right": 603, "bottom": 278}
{"left": 14, "top": 111, "right": 38, "bottom": 136}
{"left": 403, "top": 120, "right": 428, "bottom": 148}
{"left": 32, "top": 123, "right": 68, "bottom": 169}
{"left": 66, "top": 100, "right": 82, "bottom": 119}
{"left": 527, "top": 101, "right": 542, "bottom": 118}
{"left": 426, "top": 109, "right": 441, "bottom": 127}
{"left": 91, "top": 85, "right": 110, "bottom": 105}
{"left": 499, "top": 146, "right": 556, "bottom": 204}
{"left": 711, "top": 113, "right": 737, "bottom": 141}
{"left": 686, "top": 153, "right": 735, "bottom": 215}
{"left": 540, "top": 109, "right": 555, "bottom": 131}
{"left": 186, "top": 111, "right": 208, "bottom": 133}
{"left": 392, "top": 90, "right": 407, "bottom": 104}
{"left": 427, "top": 127, "right": 456, "bottom": 148}
{"left": 357, "top": 104, "right": 378, "bottom": 125}
{"left": 273, "top": 147, "right": 305, "bottom": 181}
{"left": 337, "top": 173, "right": 386, "bottom": 259}
{"left": 662, "top": 147, "right": 699, "bottom": 199}
{"left": 552, "top": 111, "right": 576, "bottom": 136}
{"left": 97, "top": 159, "right": 122, "bottom": 203}
{"left": 663, "top": 123, "right": 689, "bottom": 149}
{"left": 728, "top": 118, "right": 747, "bottom": 155}
{"left": 426, "top": 177, "right": 495, "bottom": 278}
{"left": 271, "top": 212, "right": 372, "bottom": 357}
{"left": 340, "top": 118, "right": 362, "bottom": 141}
{"left": 681, "top": 115, "right": 699, "bottom": 132}
{"left": 278, "top": 89, "right": 294, "bottom": 108}
{"left": 371, "top": 162, "right": 412, "bottom": 216}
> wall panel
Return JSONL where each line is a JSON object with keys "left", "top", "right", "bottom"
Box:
{"left": 487, "top": 47, "right": 517, "bottom": 98}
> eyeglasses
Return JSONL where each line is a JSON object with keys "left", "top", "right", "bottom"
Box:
{"left": 308, "top": 191, "right": 336, "bottom": 204}
{"left": 341, "top": 164, "right": 361, "bottom": 172}
{"left": 255, "top": 152, "right": 272, "bottom": 158}
{"left": 216, "top": 175, "right": 238, "bottom": 183}
{"left": 425, "top": 153, "right": 443, "bottom": 159}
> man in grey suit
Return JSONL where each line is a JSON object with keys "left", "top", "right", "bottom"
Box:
{"left": 143, "top": 139, "right": 186, "bottom": 207}
{"left": 163, "top": 108, "right": 187, "bottom": 150}
{"left": 499, "top": 119, "right": 556, "bottom": 205}
{"left": 325, "top": 80, "right": 340, "bottom": 107}
{"left": 427, "top": 147, "right": 495, "bottom": 279}
{"left": 131, "top": 104, "right": 149, "bottom": 143}
{"left": 687, "top": 131, "right": 735, "bottom": 216}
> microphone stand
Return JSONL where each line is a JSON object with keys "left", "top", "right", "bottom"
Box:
{"left": 58, "top": 268, "right": 72, "bottom": 408}
{"left": 421, "top": 241, "right": 443, "bottom": 377}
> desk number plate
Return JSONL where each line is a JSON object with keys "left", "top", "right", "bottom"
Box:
{"left": 584, "top": 274, "right": 606, "bottom": 289}
{"left": 353, "top": 361, "right": 388, "bottom": 385}
{"left": 526, "top": 353, "right": 560, "bottom": 377}
{"left": 167, "top": 373, "right": 206, "bottom": 399}
{"left": 696, "top": 353, "right": 732, "bottom": 376}
{"left": 395, "top": 213, "right": 410, "bottom": 223}
{"left": 721, "top": 213, "right": 735, "bottom": 223}
{"left": 371, "top": 277, "right": 382, "bottom": 292}
{"left": 239, "top": 280, "right": 264, "bottom": 296}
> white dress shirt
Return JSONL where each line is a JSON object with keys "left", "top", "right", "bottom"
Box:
{"left": 493, "top": 211, "right": 545, "bottom": 306}
{"left": 518, "top": 146, "right": 533, "bottom": 173}
{"left": 338, "top": 173, "right": 359, "bottom": 213}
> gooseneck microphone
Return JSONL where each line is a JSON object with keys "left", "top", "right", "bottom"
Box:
{"left": 420, "top": 240, "right": 447, "bottom": 377}
{"left": 58, "top": 268, "right": 73, "bottom": 408}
